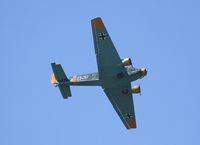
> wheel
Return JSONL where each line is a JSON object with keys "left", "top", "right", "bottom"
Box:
{"left": 122, "top": 89, "right": 129, "bottom": 94}
{"left": 117, "top": 72, "right": 124, "bottom": 79}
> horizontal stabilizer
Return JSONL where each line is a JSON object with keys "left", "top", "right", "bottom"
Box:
{"left": 51, "top": 63, "right": 72, "bottom": 99}
{"left": 58, "top": 84, "right": 71, "bottom": 99}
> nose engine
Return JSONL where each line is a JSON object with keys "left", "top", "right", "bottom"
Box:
{"left": 140, "top": 68, "right": 147, "bottom": 76}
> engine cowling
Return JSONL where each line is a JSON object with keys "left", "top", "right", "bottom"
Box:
{"left": 140, "top": 68, "right": 147, "bottom": 76}
{"left": 132, "top": 85, "right": 141, "bottom": 94}
{"left": 122, "top": 58, "right": 132, "bottom": 66}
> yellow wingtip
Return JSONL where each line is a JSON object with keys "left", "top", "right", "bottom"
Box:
{"left": 91, "top": 17, "right": 104, "bottom": 28}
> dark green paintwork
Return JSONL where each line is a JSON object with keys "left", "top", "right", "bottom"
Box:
{"left": 91, "top": 17, "right": 138, "bottom": 129}
{"left": 104, "top": 85, "right": 136, "bottom": 129}
{"left": 51, "top": 17, "right": 146, "bottom": 129}
{"left": 51, "top": 63, "right": 71, "bottom": 98}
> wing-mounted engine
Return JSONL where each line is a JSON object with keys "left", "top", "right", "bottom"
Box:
{"left": 122, "top": 58, "right": 132, "bottom": 66}
{"left": 132, "top": 85, "right": 141, "bottom": 94}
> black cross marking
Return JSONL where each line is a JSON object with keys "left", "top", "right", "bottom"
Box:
{"left": 98, "top": 32, "right": 108, "bottom": 40}
{"left": 126, "top": 113, "right": 133, "bottom": 119}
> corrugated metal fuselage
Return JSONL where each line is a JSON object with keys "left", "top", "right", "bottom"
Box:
{"left": 68, "top": 67, "right": 143, "bottom": 88}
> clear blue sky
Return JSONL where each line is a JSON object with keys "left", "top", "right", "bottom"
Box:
{"left": 1, "top": 0, "right": 200, "bottom": 145}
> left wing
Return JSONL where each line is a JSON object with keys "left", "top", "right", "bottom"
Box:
{"left": 91, "top": 17, "right": 127, "bottom": 79}
{"left": 104, "top": 85, "right": 137, "bottom": 129}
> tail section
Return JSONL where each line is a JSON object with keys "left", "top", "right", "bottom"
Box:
{"left": 50, "top": 63, "right": 72, "bottom": 99}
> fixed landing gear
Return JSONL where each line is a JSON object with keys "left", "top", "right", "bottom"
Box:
{"left": 122, "top": 89, "right": 129, "bottom": 94}
{"left": 116, "top": 72, "right": 124, "bottom": 79}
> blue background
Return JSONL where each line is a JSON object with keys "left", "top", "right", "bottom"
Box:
{"left": 1, "top": 0, "right": 200, "bottom": 144}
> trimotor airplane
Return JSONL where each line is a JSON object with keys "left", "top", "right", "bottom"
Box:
{"left": 50, "top": 17, "right": 147, "bottom": 129}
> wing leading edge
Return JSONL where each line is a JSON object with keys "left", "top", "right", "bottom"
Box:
{"left": 91, "top": 17, "right": 126, "bottom": 79}
{"left": 92, "top": 17, "right": 137, "bottom": 129}
{"left": 104, "top": 85, "right": 137, "bottom": 129}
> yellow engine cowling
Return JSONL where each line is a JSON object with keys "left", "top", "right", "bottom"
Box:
{"left": 50, "top": 73, "right": 58, "bottom": 85}
{"left": 132, "top": 85, "right": 141, "bottom": 94}
{"left": 122, "top": 58, "right": 132, "bottom": 66}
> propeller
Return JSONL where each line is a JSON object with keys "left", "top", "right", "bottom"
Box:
{"left": 139, "top": 81, "right": 141, "bottom": 96}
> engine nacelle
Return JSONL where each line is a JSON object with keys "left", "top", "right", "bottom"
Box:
{"left": 132, "top": 85, "right": 141, "bottom": 94}
{"left": 122, "top": 58, "right": 132, "bottom": 66}
{"left": 140, "top": 68, "right": 147, "bottom": 76}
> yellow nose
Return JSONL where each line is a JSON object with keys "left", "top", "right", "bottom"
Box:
{"left": 140, "top": 68, "right": 147, "bottom": 76}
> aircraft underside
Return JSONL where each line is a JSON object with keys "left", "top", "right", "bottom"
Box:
{"left": 50, "top": 17, "right": 147, "bottom": 129}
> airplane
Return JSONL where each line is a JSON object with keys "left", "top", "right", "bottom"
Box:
{"left": 50, "top": 17, "right": 147, "bottom": 129}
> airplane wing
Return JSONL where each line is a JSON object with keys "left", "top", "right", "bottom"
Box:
{"left": 104, "top": 84, "right": 137, "bottom": 129}
{"left": 92, "top": 17, "right": 136, "bottom": 129}
{"left": 91, "top": 17, "right": 126, "bottom": 78}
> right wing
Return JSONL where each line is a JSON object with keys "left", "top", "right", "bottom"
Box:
{"left": 104, "top": 84, "right": 137, "bottom": 129}
{"left": 91, "top": 17, "right": 126, "bottom": 79}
